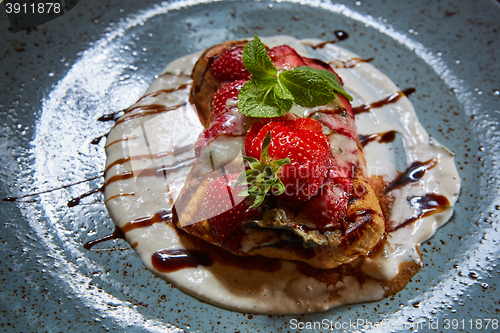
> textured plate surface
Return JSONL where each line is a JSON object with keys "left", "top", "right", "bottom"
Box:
{"left": 1, "top": 0, "right": 499, "bottom": 332}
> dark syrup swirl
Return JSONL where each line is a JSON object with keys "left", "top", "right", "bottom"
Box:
{"left": 2, "top": 175, "right": 102, "bottom": 203}
{"left": 353, "top": 88, "right": 416, "bottom": 115}
{"left": 386, "top": 159, "right": 438, "bottom": 192}
{"left": 393, "top": 193, "right": 450, "bottom": 231}
{"left": 329, "top": 57, "right": 374, "bottom": 69}
{"left": 152, "top": 249, "right": 213, "bottom": 273}
{"left": 359, "top": 130, "right": 397, "bottom": 147}
{"left": 121, "top": 210, "right": 172, "bottom": 233}
{"left": 67, "top": 186, "right": 104, "bottom": 207}
{"left": 310, "top": 30, "right": 349, "bottom": 49}
{"left": 83, "top": 227, "right": 126, "bottom": 250}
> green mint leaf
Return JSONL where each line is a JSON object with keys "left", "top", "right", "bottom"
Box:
{"left": 273, "top": 80, "right": 294, "bottom": 112}
{"left": 274, "top": 78, "right": 294, "bottom": 101}
{"left": 278, "top": 67, "right": 336, "bottom": 107}
{"left": 274, "top": 96, "right": 293, "bottom": 113}
{"left": 243, "top": 35, "right": 277, "bottom": 79}
{"left": 237, "top": 78, "right": 289, "bottom": 117}
{"left": 295, "top": 66, "right": 353, "bottom": 101}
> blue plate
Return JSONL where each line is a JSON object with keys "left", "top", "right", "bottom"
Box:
{"left": 1, "top": 0, "right": 499, "bottom": 331}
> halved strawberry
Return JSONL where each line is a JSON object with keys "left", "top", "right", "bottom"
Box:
{"left": 194, "top": 109, "right": 247, "bottom": 157}
{"left": 268, "top": 45, "right": 306, "bottom": 70}
{"left": 300, "top": 176, "right": 351, "bottom": 230}
{"left": 244, "top": 118, "right": 331, "bottom": 202}
{"left": 211, "top": 79, "right": 247, "bottom": 119}
{"left": 302, "top": 57, "right": 344, "bottom": 86}
{"left": 211, "top": 46, "right": 251, "bottom": 82}
{"left": 200, "top": 173, "right": 259, "bottom": 244}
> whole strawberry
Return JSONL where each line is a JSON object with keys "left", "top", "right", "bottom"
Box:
{"left": 211, "top": 46, "right": 251, "bottom": 82}
{"left": 243, "top": 118, "right": 331, "bottom": 203}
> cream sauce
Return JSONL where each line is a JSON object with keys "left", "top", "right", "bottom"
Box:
{"left": 103, "top": 36, "right": 460, "bottom": 314}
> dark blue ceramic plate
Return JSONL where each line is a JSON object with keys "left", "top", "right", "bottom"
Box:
{"left": 1, "top": 0, "right": 499, "bottom": 331}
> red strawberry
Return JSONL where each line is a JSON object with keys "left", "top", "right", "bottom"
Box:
{"left": 302, "top": 57, "right": 344, "bottom": 85}
{"left": 268, "top": 45, "right": 307, "bottom": 70}
{"left": 300, "top": 176, "right": 351, "bottom": 230}
{"left": 244, "top": 118, "right": 331, "bottom": 202}
{"left": 211, "top": 46, "right": 251, "bottom": 81}
{"left": 200, "top": 173, "right": 259, "bottom": 244}
{"left": 194, "top": 109, "right": 247, "bottom": 157}
{"left": 211, "top": 79, "right": 247, "bottom": 119}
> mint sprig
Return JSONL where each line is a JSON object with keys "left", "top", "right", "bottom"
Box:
{"left": 237, "top": 35, "right": 353, "bottom": 118}
{"left": 242, "top": 36, "right": 277, "bottom": 79}
{"left": 236, "top": 132, "right": 290, "bottom": 209}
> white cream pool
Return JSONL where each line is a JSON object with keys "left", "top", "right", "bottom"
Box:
{"left": 103, "top": 36, "right": 460, "bottom": 314}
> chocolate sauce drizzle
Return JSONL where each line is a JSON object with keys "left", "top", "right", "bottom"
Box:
{"left": 83, "top": 227, "right": 126, "bottom": 250}
{"left": 121, "top": 210, "right": 172, "bottom": 233}
{"left": 98, "top": 110, "right": 125, "bottom": 122}
{"left": 114, "top": 103, "right": 188, "bottom": 126}
{"left": 67, "top": 186, "right": 104, "bottom": 207}
{"left": 310, "top": 30, "right": 349, "bottom": 49}
{"left": 151, "top": 225, "right": 283, "bottom": 273}
{"left": 353, "top": 88, "right": 416, "bottom": 115}
{"left": 386, "top": 158, "right": 438, "bottom": 192}
{"left": 91, "top": 134, "right": 107, "bottom": 145}
{"left": 103, "top": 157, "right": 196, "bottom": 188}
{"left": 152, "top": 249, "right": 213, "bottom": 273}
{"left": 359, "top": 130, "right": 397, "bottom": 147}
{"left": 104, "top": 145, "right": 195, "bottom": 174}
{"left": 329, "top": 57, "right": 374, "bottom": 69}
{"left": 2, "top": 174, "right": 103, "bottom": 203}
{"left": 135, "top": 83, "right": 191, "bottom": 104}
{"left": 394, "top": 193, "right": 450, "bottom": 231}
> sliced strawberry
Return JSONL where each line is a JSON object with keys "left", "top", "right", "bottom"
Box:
{"left": 302, "top": 57, "right": 344, "bottom": 85}
{"left": 268, "top": 45, "right": 306, "bottom": 70}
{"left": 194, "top": 109, "right": 247, "bottom": 157}
{"left": 244, "top": 118, "right": 331, "bottom": 202}
{"left": 300, "top": 176, "right": 351, "bottom": 230}
{"left": 211, "top": 46, "right": 251, "bottom": 81}
{"left": 337, "top": 93, "right": 354, "bottom": 118}
{"left": 200, "top": 173, "right": 259, "bottom": 244}
{"left": 211, "top": 79, "right": 247, "bottom": 119}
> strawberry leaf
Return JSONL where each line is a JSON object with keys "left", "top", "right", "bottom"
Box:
{"left": 271, "top": 179, "right": 286, "bottom": 195}
{"left": 260, "top": 132, "right": 272, "bottom": 162}
{"left": 236, "top": 131, "right": 291, "bottom": 208}
{"left": 242, "top": 156, "right": 261, "bottom": 170}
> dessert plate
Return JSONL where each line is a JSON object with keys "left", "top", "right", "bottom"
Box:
{"left": 1, "top": 0, "right": 499, "bottom": 331}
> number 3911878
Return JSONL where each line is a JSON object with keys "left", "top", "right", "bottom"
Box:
{"left": 6, "top": 2, "right": 61, "bottom": 14}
